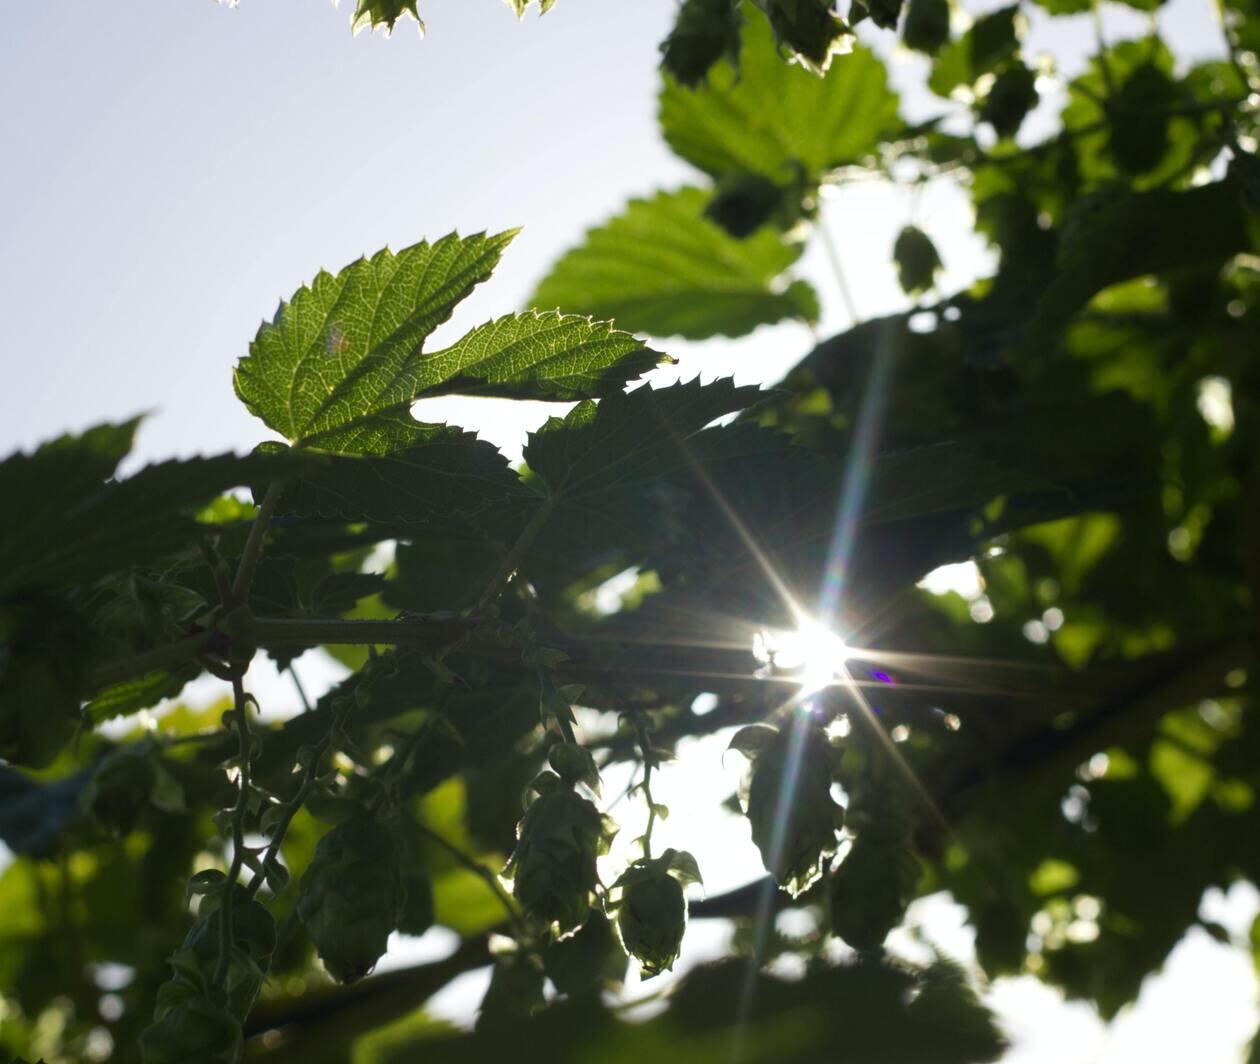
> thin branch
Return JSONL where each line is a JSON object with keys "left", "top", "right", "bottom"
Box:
{"left": 415, "top": 823, "right": 528, "bottom": 940}
{"left": 476, "top": 494, "right": 558, "bottom": 613}
{"left": 245, "top": 685, "right": 359, "bottom": 904}
{"left": 214, "top": 674, "right": 256, "bottom": 987}
{"left": 817, "top": 212, "right": 861, "bottom": 328}
{"left": 289, "top": 663, "right": 313, "bottom": 714}
{"left": 251, "top": 615, "right": 475, "bottom": 648}
{"left": 231, "top": 479, "right": 286, "bottom": 604}
{"left": 633, "top": 713, "right": 658, "bottom": 860}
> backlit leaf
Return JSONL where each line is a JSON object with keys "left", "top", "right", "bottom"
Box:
{"left": 531, "top": 188, "right": 818, "bottom": 340}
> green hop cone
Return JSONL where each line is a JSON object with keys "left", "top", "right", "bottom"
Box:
{"left": 978, "top": 62, "right": 1039, "bottom": 141}
{"left": 477, "top": 955, "right": 546, "bottom": 1031}
{"left": 754, "top": 0, "right": 852, "bottom": 73}
{"left": 828, "top": 837, "right": 920, "bottom": 951}
{"left": 864, "top": 0, "right": 903, "bottom": 31}
{"left": 297, "top": 817, "right": 402, "bottom": 983}
{"left": 544, "top": 910, "right": 627, "bottom": 997}
{"left": 548, "top": 741, "right": 601, "bottom": 793}
{"left": 81, "top": 747, "right": 155, "bottom": 835}
{"left": 504, "top": 775, "right": 613, "bottom": 932}
{"left": 705, "top": 175, "right": 787, "bottom": 239}
{"left": 842, "top": 756, "right": 916, "bottom": 847}
{"left": 608, "top": 849, "right": 700, "bottom": 978}
{"left": 893, "top": 225, "right": 943, "bottom": 297}
{"left": 733, "top": 721, "right": 842, "bottom": 897}
{"left": 660, "top": 0, "right": 742, "bottom": 86}
{"left": 903, "top": 0, "right": 949, "bottom": 54}
{"left": 80, "top": 746, "right": 183, "bottom": 835}
{"left": 139, "top": 993, "right": 242, "bottom": 1064}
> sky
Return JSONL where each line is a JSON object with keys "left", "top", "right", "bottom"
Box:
{"left": 2, "top": 0, "right": 1256, "bottom": 1060}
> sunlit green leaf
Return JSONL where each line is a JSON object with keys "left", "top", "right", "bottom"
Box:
{"left": 531, "top": 188, "right": 818, "bottom": 339}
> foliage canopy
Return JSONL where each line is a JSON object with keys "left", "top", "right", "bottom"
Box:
{"left": 4, "top": 0, "right": 1260, "bottom": 1061}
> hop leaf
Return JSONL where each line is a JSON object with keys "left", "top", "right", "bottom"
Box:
{"left": 297, "top": 817, "right": 402, "bottom": 983}
{"left": 340, "top": 0, "right": 423, "bottom": 35}
{"left": 738, "top": 721, "right": 842, "bottom": 896}
{"left": 0, "top": 598, "right": 92, "bottom": 768}
{"left": 504, "top": 787, "right": 613, "bottom": 932}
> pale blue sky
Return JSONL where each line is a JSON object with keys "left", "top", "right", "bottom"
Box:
{"left": 3, "top": 1, "right": 1255, "bottom": 1060}
{"left": 1, "top": 0, "right": 689, "bottom": 462}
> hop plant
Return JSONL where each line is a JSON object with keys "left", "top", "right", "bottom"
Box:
{"left": 297, "top": 816, "right": 402, "bottom": 983}
{"left": 503, "top": 770, "right": 615, "bottom": 932}
{"left": 730, "top": 720, "right": 844, "bottom": 897}
{"left": 607, "top": 849, "right": 702, "bottom": 978}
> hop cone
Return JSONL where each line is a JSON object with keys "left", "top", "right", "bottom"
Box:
{"left": 505, "top": 785, "right": 608, "bottom": 932}
{"left": 298, "top": 817, "right": 401, "bottom": 983}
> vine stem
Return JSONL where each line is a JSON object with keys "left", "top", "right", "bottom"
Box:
{"left": 213, "top": 479, "right": 284, "bottom": 987}
{"left": 232, "top": 480, "right": 285, "bottom": 604}
{"left": 817, "top": 213, "right": 860, "bottom": 328}
{"left": 288, "top": 663, "right": 313, "bottom": 714}
{"left": 634, "top": 714, "right": 656, "bottom": 860}
{"left": 214, "top": 674, "right": 255, "bottom": 987}
{"left": 1091, "top": 0, "right": 1117, "bottom": 98}
{"left": 243, "top": 689, "right": 356, "bottom": 905}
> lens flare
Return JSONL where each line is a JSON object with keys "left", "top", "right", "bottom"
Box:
{"left": 754, "top": 620, "right": 851, "bottom": 695}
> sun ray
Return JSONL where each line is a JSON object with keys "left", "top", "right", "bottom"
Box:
{"left": 815, "top": 317, "right": 899, "bottom": 632}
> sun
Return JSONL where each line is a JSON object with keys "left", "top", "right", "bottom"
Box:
{"left": 754, "top": 619, "right": 851, "bottom": 695}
